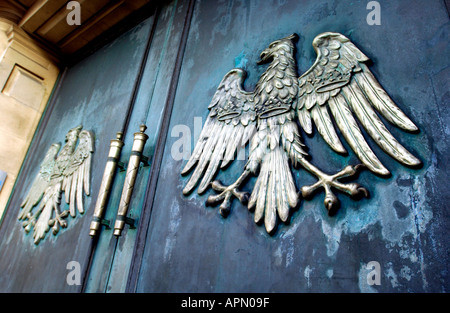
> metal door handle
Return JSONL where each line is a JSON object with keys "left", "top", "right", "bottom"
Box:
{"left": 113, "top": 125, "right": 149, "bottom": 237}
{"left": 89, "top": 132, "right": 125, "bottom": 237}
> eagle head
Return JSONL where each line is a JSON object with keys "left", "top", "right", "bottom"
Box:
{"left": 257, "top": 33, "right": 298, "bottom": 65}
{"left": 65, "top": 125, "right": 82, "bottom": 143}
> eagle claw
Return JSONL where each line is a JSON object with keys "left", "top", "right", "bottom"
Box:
{"left": 300, "top": 164, "right": 369, "bottom": 215}
{"left": 324, "top": 193, "right": 340, "bottom": 216}
{"left": 206, "top": 180, "right": 250, "bottom": 217}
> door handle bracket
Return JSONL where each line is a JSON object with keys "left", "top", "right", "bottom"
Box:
{"left": 117, "top": 161, "right": 127, "bottom": 172}
{"left": 140, "top": 155, "right": 150, "bottom": 167}
{"left": 92, "top": 216, "right": 112, "bottom": 229}
{"left": 114, "top": 215, "right": 136, "bottom": 231}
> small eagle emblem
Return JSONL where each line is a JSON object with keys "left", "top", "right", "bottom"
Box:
{"left": 19, "top": 125, "right": 94, "bottom": 244}
{"left": 181, "top": 32, "right": 420, "bottom": 234}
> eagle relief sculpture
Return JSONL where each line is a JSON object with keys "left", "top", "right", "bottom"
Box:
{"left": 181, "top": 32, "right": 420, "bottom": 234}
{"left": 19, "top": 125, "right": 94, "bottom": 244}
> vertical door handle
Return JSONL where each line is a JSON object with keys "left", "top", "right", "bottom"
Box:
{"left": 89, "top": 132, "right": 125, "bottom": 237}
{"left": 113, "top": 125, "right": 149, "bottom": 237}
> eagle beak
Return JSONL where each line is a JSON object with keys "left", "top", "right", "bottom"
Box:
{"left": 288, "top": 33, "right": 299, "bottom": 42}
{"left": 257, "top": 49, "right": 270, "bottom": 65}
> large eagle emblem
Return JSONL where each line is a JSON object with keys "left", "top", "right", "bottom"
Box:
{"left": 181, "top": 32, "right": 420, "bottom": 234}
{"left": 19, "top": 125, "right": 94, "bottom": 244}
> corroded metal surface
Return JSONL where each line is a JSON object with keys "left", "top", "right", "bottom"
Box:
{"left": 0, "top": 0, "right": 447, "bottom": 294}
{"left": 0, "top": 18, "right": 155, "bottom": 292}
{"left": 135, "top": 0, "right": 448, "bottom": 293}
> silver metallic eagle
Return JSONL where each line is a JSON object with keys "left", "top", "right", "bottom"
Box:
{"left": 181, "top": 32, "right": 420, "bottom": 234}
{"left": 19, "top": 125, "right": 94, "bottom": 244}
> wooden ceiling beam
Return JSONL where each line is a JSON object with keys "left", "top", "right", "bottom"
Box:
{"left": 58, "top": 0, "right": 125, "bottom": 49}
{"left": 19, "top": 0, "right": 67, "bottom": 33}
{"left": 11, "top": 0, "right": 153, "bottom": 58}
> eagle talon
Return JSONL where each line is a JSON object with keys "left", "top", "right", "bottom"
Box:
{"left": 207, "top": 179, "right": 250, "bottom": 216}
{"left": 348, "top": 184, "right": 369, "bottom": 199}
{"left": 23, "top": 220, "right": 34, "bottom": 233}
{"left": 206, "top": 193, "right": 225, "bottom": 206}
{"left": 23, "top": 214, "right": 37, "bottom": 232}
{"left": 219, "top": 202, "right": 231, "bottom": 217}
{"left": 52, "top": 223, "right": 59, "bottom": 235}
{"left": 54, "top": 213, "right": 68, "bottom": 229}
{"left": 300, "top": 163, "right": 368, "bottom": 214}
{"left": 324, "top": 193, "right": 339, "bottom": 216}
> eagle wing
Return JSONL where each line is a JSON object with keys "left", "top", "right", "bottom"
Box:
{"left": 182, "top": 68, "right": 256, "bottom": 194}
{"left": 19, "top": 143, "right": 61, "bottom": 221}
{"left": 61, "top": 130, "right": 94, "bottom": 217}
{"left": 296, "top": 32, "right": 420, "bottom": 175}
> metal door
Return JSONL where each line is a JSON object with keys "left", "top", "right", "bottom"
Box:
{"left": 0, "top": 16, "right": 154, "bottom": 291}
{"left": 84, "top": 0, "right": 194, "bottom": 293}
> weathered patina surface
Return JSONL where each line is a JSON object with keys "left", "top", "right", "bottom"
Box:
{"left": 0, "top": 0, "right": 448, "bottom": 293}
{"left": 0, "top": 18, "right": 155, "bottom": 292}
{"left": 134, "top": 0, "right": 449, "bottom": 292}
